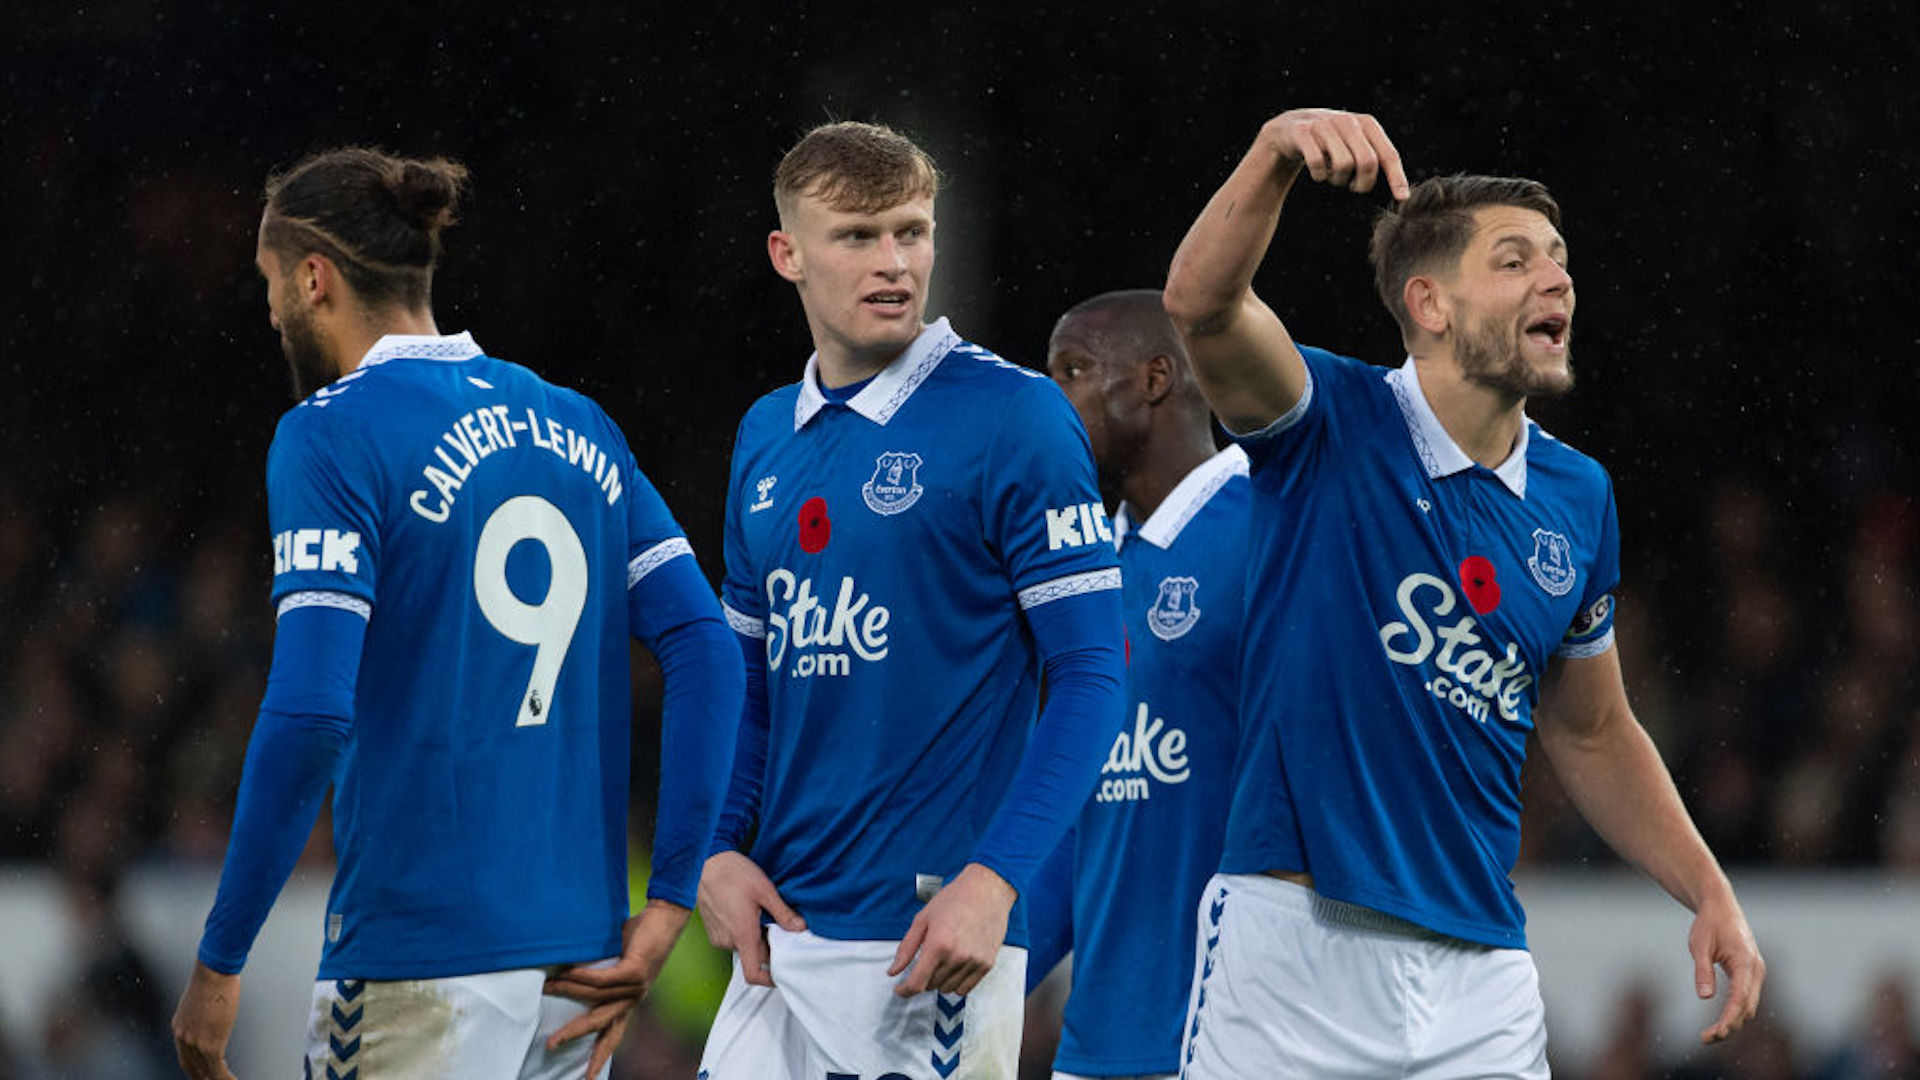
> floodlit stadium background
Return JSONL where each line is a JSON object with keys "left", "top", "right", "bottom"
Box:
{"left": 3, "top": 5, "right": 1915, "bottom": 1077}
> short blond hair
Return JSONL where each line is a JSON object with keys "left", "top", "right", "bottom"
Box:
{"left": 773, "top": 121, "right": 938, "bottom": 222}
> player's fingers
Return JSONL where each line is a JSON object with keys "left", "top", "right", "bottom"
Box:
{"left": 548, "top": 960, "right": 645, "bottom": 992}
{"left": 889, "top": 919, "right": 928, "bottom": 979}
{"left": 1357, "top": 113, "right": 1411, "bottom": 200}
{"left": 894, "top": 959, "right": 932, "bottom": 998}
{"left": 1312, "top": 122, "right": 1353, "bottom": 185}
{"left": 740, "top": 929, "right": 775, "bottom": 988}
{"left": 1728, "top": 951, "right": 1764, "bottom": 1025}
{"left": 948, "top": 960, "right": 987, "bottom": 997}
{"left": 546, "top": 999, "right": 627, "bottom": 1050}
{"left": 1292, "top": 120, "right": 1333, "bottom": 184}
{"left": 181, "top": 1049, "right": 237, "bottom": 1080}
{"left": 586, "top": 1008, "right": 631, "bottom": 1078}
{"left": 544, "top": 977, "right": 640, "bottom": 1004}
{"left": 1329, "top": 112, "right": 1379, "bottom": 192}
{"left": 759, "top": 885, "right": 807, "bottom": 932}
{"left": 177, "top": 1041, "right": 233, "bottom": 1080}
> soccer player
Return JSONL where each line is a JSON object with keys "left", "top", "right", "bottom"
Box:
{"left": 169, "top": 148, "right": 742, "bottom": 1080}
{"left": 1024, "top": 290, "right": 1249, "bottom": 1080}
{"left": 696, "top": 121, "right": 1128, "bottom": 1079}
{"left": 1162, "top": 109, "right": 1766, "bottom": 1077}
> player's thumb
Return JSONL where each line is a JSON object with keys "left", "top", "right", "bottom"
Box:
{"left": 1694, "top": 948, "right": 1716, "bottom": 999}
{"left": 761, "top": 888, "right": 807, "bottom": 932}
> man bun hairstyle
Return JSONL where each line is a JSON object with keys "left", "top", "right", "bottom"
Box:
{"left": 263, "top": 147, "right": 470, "bottom": 310}
{"left": 773, "top": 121, "right": 939, "bottom": 222}
{"left": 1368, "top": 174, "right": 1561, "bottom": 338}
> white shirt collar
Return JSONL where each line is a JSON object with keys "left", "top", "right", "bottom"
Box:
{"left": 793, "top": 318, "right": 958, "bottom": 430}
{"left": 358, "top": 331, "right": 484, "bottom": 368}
{"left": 1115, "top": 445, "right": 1250, "bottom": 551}
{"left": 1384, "top": 358, "right": 1529, "bottom": 499}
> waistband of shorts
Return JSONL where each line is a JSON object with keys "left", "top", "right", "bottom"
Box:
{"left": 1218, "top": 872, "right": 1472, "bottom": 946}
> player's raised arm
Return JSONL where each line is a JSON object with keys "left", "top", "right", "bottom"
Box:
{"left": 1164, "top": 109, "right": 1409, "bottom": 433}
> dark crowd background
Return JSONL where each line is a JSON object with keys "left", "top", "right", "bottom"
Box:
{"left": 2, "top": 3, "right": 1916, "bottom": 1078}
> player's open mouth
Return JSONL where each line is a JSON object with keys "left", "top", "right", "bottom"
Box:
{"left": 1525, "top": 314, "right": 1568, "bottom": 348}
{"left": 864, "top": 290, "right": 911, "bottom": 311}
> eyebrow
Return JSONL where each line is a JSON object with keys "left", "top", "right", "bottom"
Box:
{"left": 1492, "top": 234, "right": 1569, "bottom": 259}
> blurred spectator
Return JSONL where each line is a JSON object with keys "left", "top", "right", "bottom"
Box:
{"left": 1814, "top": 972, "right": 1920, "bottom": 1080}
{"left": 1589, "top": 980, "right": 1659, "bottom": 1080}
{"left": 28, "top": 869, "right": 173, "bottom": 1079}
{"left": 1670, "top": 1013, "right": 1806, "bottom": 1080}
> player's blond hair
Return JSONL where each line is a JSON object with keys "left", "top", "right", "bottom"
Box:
{"left": 773, "top": 121, "right": 939, "bottom": 223}
{"left": 1369, "top": 174, "right": 1562, "bottom": 339}
{"left": 262, "top": 147, "right": 469, "bottom": 310}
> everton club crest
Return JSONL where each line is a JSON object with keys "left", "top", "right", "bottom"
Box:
{"left": 862, "top": 451, "right": 924, "bottom": 515}
{"left": 1527, "top": 528, "right": 1577, "bottom": 597}
{"left": 1147, "top": 576, "right": 1202, "bottom": 641}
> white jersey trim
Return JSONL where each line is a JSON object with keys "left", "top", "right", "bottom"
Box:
{"left": 304, "top": 332, "right": 486, "bottom": 409}
{"left": 1554, "top": 628, "right": 1616, "bottom": 660}
{"left": 723, "top": 602, "right": 766, "bottom": 639}
{"left": 1125, "top": 445, "right": 1250, "bottom": 551}
{"left": 627, "top": 537, "right": 694, "bottom": 588}
{"left": 359, "top": 331, "right": 484, "bottom": 367}
{"left": 277, "top": 590, "right": 372, "bottom": 621}
{"left": 1385, "top": 358, "right": 1529, "bottom": 499}
{"left": 793, "top": 318, "right": 958, "bottom": 430}
{"left": 1228, "top": 362, "right": 1316, "bottom": 440}
{"left": 1017, "top": 568, "right": 1122, "bottom": 610}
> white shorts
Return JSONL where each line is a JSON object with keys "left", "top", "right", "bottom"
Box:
{"left": 1055, "top": 1072, "right": 1173, "bottom": 1080}
{"left": 304, "top": 968, "right": 608, "bottom": 1080}
{"left": 699, "top": 925, "right": 1027, "bottom": 1080}
{"left": 1180, "top": 874, "right": 1548, "bottom": 1080}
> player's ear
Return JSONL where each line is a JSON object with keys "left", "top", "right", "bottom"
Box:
{"left": 301, "top": 253, "right": 335, "bottom": 308}
{"left": 768, "top": 230, "right": 804, "bottom": 283}
{"left": 1404, "top": 275, "right": 1449, "bottom": 336}
{"left": 1140, "top": 354, "right": 1174, "bottom": 405}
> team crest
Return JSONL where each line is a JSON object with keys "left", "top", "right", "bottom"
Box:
{"left": 862, "top": 451, "right": 924, "bottom": 515}
{"left": 1527, "top": 528, "right": 1577, "bottom": 597}
{"left": 1147, "top": 576, "right": 1202, "bottom": 641}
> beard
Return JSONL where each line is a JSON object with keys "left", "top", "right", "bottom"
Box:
{"left": 1455, "top": 307, "right": 1575, "bottom": 400}
{"left": 280, "top": 301, "right": 334, "bottom": 401}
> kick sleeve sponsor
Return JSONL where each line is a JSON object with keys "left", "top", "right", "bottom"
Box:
{"left": 982, "top": 380, "right": 1120, "bottom": 597}
{"left": 265, "top": 410, "right": 381, "bottom": 607}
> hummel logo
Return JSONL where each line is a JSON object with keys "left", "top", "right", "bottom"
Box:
{"left": 750, "top": 475, "right": 777, "bottom": 513}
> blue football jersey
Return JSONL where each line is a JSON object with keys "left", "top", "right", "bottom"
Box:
{"left": 265, "top": 332, "right": 691, "bottom": 979}
{"left": 1055, "top": 447, "right": 1248, "bottom": 1077}
{"left": 1220, "top": 348, "right": 1619, "bottom": 949}
{"left": 719, "top": 318, "right": 1121, "bottom": 946}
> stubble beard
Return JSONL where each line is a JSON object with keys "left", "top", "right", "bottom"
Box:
{"left": 280, "top": 302, "right": 334, "bottom": 402}
{"left": 1456, "top": 308, "right": 1575, "bottom": 401}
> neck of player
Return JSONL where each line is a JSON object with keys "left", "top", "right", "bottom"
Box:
{"left": 336, "top": 306, "right": 441, "bottom": 378}
{"left": 1122, "top": 420, "right": 1219, "bottom": 521}
{"left": 1414, "top": 358, "right": 1526, "bottom": 470}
